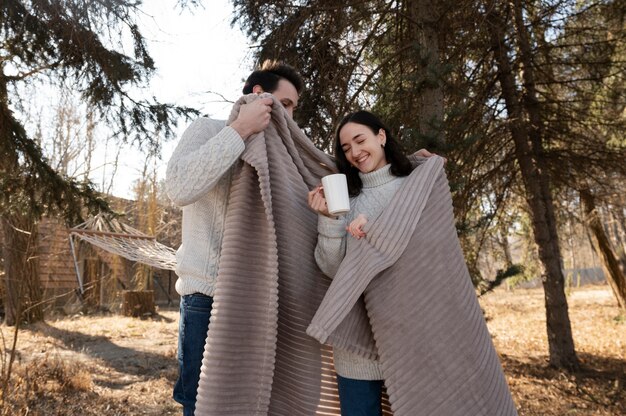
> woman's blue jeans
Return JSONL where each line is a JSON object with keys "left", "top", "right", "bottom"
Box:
{"left": 173, "top": 293, "right": 213, "bottom": 416}
{"left": 336, "top": 374, "right": 384, "bottom": 416}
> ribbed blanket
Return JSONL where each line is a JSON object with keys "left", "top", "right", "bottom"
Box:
{"left": 307, "top": 156, "right": 518, "bottom": 415}
{"left": 194, "top": 94, "right": 343, "bottom": 415}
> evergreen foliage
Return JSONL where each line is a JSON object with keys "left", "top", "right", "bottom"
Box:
{"left": 232, "top": 0, "right": 625, "bottom": 369}
{"left": 0, "top": 0, "right": 199, "bottom": 223}
{"left": 0, "top": 0, "right": 199, "bottom": 325}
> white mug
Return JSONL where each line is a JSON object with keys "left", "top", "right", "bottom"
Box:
{"left": 321, "top": 174, "right": 350, "bottom": 215}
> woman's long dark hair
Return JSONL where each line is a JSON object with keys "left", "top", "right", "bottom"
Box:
{"left": 334, "top": 111, "right": 412, "bottom": 197}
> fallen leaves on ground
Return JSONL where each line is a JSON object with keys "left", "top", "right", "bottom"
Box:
{"left": 1, "top": 285, "right": 624, "bottom": 415}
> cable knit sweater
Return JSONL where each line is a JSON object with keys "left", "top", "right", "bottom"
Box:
{"left": 165, "top": 117, "right": 245, "bottom": 297}
{"left": 315, "top": 164, "right": 406, "bottom": 380}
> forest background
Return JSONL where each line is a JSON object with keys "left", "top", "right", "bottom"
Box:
{"left": 0, "top": 0, "right": 625, "bottom": 413}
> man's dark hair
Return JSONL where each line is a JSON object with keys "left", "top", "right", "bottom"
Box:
{"left": 242, "top": 60, "right": 304, "bottom": 94}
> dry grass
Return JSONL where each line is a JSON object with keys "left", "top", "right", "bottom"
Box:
{"left": 1, "top": 309, "right": 180, "bottom": 415}
{"left": 0, "top": 285, "right": 624, "bottom": 415}
{"left": 482, "top": 285, "right": 625, "bottom": 415}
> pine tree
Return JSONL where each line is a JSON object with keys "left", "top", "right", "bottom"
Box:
{"left": 0, "top": 0, "right": 198, "bottom": 324}
{"left": 231, "top": 0, "right": 625, "bottom": 369}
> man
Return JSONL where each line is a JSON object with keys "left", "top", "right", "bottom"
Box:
{"left": 165, "top": 60, "right": 304, "bottom": 416}
{"left": 167, "top": 60, "right": 436, "bottom": 415}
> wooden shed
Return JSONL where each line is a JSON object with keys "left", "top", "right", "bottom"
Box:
{"left": 35, "top": 214, "right": 179, "bottom": 313}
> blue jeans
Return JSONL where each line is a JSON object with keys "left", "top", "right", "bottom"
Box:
{"left": 336, "top": 374, "right": 384, "bottom": 416}
{"left": 173, "top": 293, "right": 213, "bottom": 416}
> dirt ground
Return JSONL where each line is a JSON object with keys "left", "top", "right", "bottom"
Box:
{"left": 1, "top": 285, "right": 624, "bottom": 415}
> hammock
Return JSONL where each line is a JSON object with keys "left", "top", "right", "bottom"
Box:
{"left": 68, "top": 213, "right": 177, "bottom": 294}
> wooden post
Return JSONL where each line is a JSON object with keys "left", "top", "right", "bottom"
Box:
{"left": 122, "top": 290, "right": 155, "bottom": 317}
{"left": 99, "top": 262, "right": 106, "bottom": 308}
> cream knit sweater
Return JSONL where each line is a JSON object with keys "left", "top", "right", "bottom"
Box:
{"left": 165, "top": 117, "right": 245, "bottom": 297}
{"left": 315, "top": 164, "right": 406, "bottom": 380}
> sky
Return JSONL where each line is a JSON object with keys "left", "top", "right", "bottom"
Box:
{"left": 91, "top": 0, "right": 252, "bottom": 199}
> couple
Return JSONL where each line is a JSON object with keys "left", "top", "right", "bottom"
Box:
{"left": 166, "top": 61, "right": 517, "bottom": 415}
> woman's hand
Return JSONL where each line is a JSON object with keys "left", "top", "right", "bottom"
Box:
{"left": 307, "top": 185, "right": 333, "bottom": 217}
{"left": 347, "top": 214, "right": 367, "bottom": 239}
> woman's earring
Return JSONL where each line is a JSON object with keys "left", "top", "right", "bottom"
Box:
{"left": 381, "top": 142, "right": 385, "bottom": 148}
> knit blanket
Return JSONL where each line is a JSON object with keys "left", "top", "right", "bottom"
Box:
{"left": 307, "top": 156, "right": 518, "bottom": 416}
{"left": 194, "top": 94, "right": 342, "bottom": 415}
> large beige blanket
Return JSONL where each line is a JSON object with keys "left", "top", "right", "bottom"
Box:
{"left": 308, "top": 156, "right": 518, "bottom": 415}
{"left": 194, "top": 94, "right": 342, "bottom": 415}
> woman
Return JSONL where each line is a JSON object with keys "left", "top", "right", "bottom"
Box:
{"left": 307, "top": 111, "right": 517, "bottom": 416}
{"left": 307, "top": 110, "right": 415, "bottom": 415}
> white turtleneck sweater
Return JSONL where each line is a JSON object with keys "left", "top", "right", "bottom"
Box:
{"left": 314, "top": 164, "right": 407, "bottom": 380}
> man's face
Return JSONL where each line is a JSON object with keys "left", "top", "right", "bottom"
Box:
{"left": 270, "top": 79, "right": 299, "bottom": 117}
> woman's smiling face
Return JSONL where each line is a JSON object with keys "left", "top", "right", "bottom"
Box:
{"left": 339, "top": 122, "right": 388, "bottom": 173}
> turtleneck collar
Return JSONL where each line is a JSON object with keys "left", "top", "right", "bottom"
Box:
{"left": 359, "top": 164, "right": 396, "bottom": 188}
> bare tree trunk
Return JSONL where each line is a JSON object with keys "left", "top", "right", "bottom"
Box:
{"left": 408, "top": 0, "right": 445, "bottom": 143}
{"left": 83, "top": 111, "right": 96, "bottom": 183}
{"left": 608, "top": 207, "right": 626, "bottom": 273}
{"left": 498, "top": 221, "right": 514, "bottom": 268}
{"left": 0, "top": 68, "right": 44, "bottom": 325}
{"left": 486, "top": 2, "right": 578, "bottom": 369}
{"left": 580, "top": 189, "right": 626, "bottom": 309}
{"left": 1, "top": 215, "right": 43, "bottom": 326}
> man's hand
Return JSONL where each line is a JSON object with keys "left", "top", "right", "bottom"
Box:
{"left": 230, "top": 97, "right": 274, "bottom": 139}
{"left": 415, "top": 148, "right": 434, "bottom": 158}
{"left": 416, "top": 148, "right": 447, "bottom": 164}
